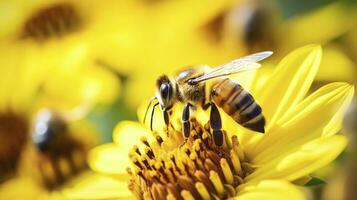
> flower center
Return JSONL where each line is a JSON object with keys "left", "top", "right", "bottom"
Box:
{"left": 20, "top": 3, "right": 82, "bottom": 41}
{"left": 0, "top": 112, "right": 28, "bottom": 182}
{"left": 127, "top": 118, "right": 253, "bottom": 200}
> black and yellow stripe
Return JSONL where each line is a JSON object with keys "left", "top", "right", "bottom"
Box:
{"left": 211, "top": 78, "right": 265, "bottom": 133}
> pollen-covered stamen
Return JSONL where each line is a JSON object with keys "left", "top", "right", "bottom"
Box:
{"left": 21, "top": 3, "right": 82, "bottom": 41}
{"left": 0, "top": 112, "right": 28, "bottom": 183}
{"left": 128, "top": 118, "right": 253, "bottom": 200}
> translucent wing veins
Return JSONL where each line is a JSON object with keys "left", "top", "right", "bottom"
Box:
{"left": 189, "top": 51, "right": 273, "bottom": 84}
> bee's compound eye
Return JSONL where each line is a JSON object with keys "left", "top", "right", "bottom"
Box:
{"left": 160, "top": 83, "right": 170, "bottom": 100}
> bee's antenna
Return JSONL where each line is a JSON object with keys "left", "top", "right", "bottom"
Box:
{"left": 150, "top": 102, "right": 159, "bottom": 131}
{"left": 143, "top": 96, "right": 158, "bottom": 124}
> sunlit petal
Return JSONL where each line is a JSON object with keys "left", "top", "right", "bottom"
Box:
{"left": 63, "top": 173, "right": 133, "bottom": 200}
{"left": 248, "top": 83, "right": 354, "bottom": 161}
{"left": 256, "top": 44, "right": 322, "bottom": 130}
{"left": 246, "top": 135, "right": 347, "bottom": 182}
{"left": 113, "top": 121, "right": 154, "bottom": 149}
{"left": 235, "top": 180, "right": 304, "bottom": 200}
{"left": 88, "top": 143, "right": 130, "bottom": 178}
{"left": 316, "top": 45, "right": 356, "bottom": 81}
{"left": 280, "top": 2, "right": 356, "bottom": 50}
{"left": 155, "top": 0, "right": 234, "bottom": 32}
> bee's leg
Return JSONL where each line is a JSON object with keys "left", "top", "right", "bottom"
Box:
{"left": 163, "top": 110, "right": 171, "bottom": 135}
{"left": 181, "top": 103, "right": 191, "bottom": 146}
{"left": 203, "top": 89, "right": 214, "bottom": 110}
{"left": 202, "top": 102, "right": 211, "bottom": 111}
{"left": 210, "top": 103, "right": 224, "bottom": 147}
{"left": 150, "top": 102, "right": 159, "bottom": 131}
{"left": 163, "top": 110, "right": 170, "bottom": 127}
{"left": 168, "top": 110, "right": 175, "bottom": 129}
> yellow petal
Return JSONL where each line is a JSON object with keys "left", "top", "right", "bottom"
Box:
{"left": 249, "top": 83, "right": 354, "bottom": 161}
{"left": 316, "top": 45, "right": 356, "bottom": 82}
{"left": 113, "top": 121, "right": 154, "bottom": 150}
{"left": 41, "top": 65, "right": 120, "bottom": 112}
{"left": 156, "top": 0, "right": 234, "bottom": 32}
{"left": 280, "top": 2, "right": 356, "bottom": 50}
{"left": 257, "top": 44, "right": 322, "bottom": 130}
{"left": 83, "top": 66, "right": 121, "bottom": 105}
{"left": 250, "top": 64, "right": 275, "bottom": 94}
{"left": 246, "top": 135, "right": 347, "bottom": 182}
{"left": 63, "top": 172, "right": 133, "bottom": 200}
{"left": 0, "top": 176, "right": 44, "bottom": 199}
{"left": 126, "top": 74, "right": 159, "bottom": 109}
{"left": 0, "top": 44, "right": 47, "bottom": 113}
{"left": 235, "top": 180, "right": 304, "bottom": 200}
{"left": 88, "top": 143, "right": 130, "bottom": 178}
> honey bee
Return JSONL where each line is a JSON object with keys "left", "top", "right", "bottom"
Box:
{"left": 144, "top": 51, "right": 273, "bottom": 146}
{"left": 32, "top": 109, "right": 87, "bottom": 188}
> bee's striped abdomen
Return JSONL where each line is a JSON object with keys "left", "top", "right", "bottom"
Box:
{"left": 211, "top": 78, "right": 265, "bottom": 133}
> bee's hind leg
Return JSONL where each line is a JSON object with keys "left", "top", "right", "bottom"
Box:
{"left": 209, "top": 103, "right": 224, "bottom": 147}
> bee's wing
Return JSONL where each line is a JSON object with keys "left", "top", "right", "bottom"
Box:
{"left": 189, "top": 51, "right": 273, "bottom": 83}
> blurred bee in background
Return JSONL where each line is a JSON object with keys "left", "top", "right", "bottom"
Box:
{"left": 202, "top": 0, "right": 279, "bottom": 54}
{"left": 224, "top": 2, "right": 279, "bottom": 53}
{"left": 144, "top": 51, "right": 272, "bottom": 146}
{"left": 31, "top": 109, "right": 88, "bottom": 189}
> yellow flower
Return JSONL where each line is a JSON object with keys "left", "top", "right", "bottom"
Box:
{"left": 220, "top": 1, "right": 356, "bottom": 53}
{"left": 0, "top": 0, "right": 121, "bottom": 109}
{"left": 0, "top": 38, "right": 118, "bottom": 197}
{"left": 277, "top": 2, "right": 357, "bottom": 83}
{"left": 0, "top": 1, "right": 119, "bottom": 192}
{"left": 91, "top": 0, "right": 243, "bottom": 107}
{"left": 219, "top": 1, "right": 357, "bottom": 83}
{"left": 94, "top": 0, "right": 357, "bottom": 108}
{"left": 0, "top": 0, "right": 238, "bottom": 108}
{"left": 67, "top": 44, "right": 354, "bottom": 199}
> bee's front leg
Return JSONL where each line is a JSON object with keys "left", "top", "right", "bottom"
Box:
{"left": 162, "top": 109, "right": 171, "bottom": 134}
{"left": 163, "top": 110, "right": 170, "bottom": 127}
{"left": 181, "top": 103, "right": 191, "bottom": 146}
{"left": 202, "top": 102, "right": 211, "bottom": 110}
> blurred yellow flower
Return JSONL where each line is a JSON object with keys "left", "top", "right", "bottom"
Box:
{"left": 0, "top": 0, "right": 239, "bottom": 108}
{"left": 97, "top": 0, "right": 357, "bottom": 108}
{"left": 0, "top": 2, "right": 120, "bottom": 192}
{"left": 219, "top": 1, "right": 357, "bottom": 83}
{"left": 66, "top": 45, "right": 354, "bottom": 199}
{"left": 0, "top": 0, "right": 121, "bottom": 110}
{"left": 92, "top": 0, "right": 246, "bottom": 107}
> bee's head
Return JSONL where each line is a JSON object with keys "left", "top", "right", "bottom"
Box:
{"left": 156, "top": 75, "right": 175, "bottom": 110}
{"left": 32, "top": 109, "right": 68, "bottom": 152}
